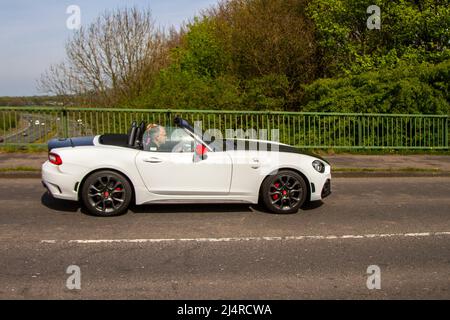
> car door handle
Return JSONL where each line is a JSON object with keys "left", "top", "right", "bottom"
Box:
{"left": 144, "top": 157, "right": 163, "bottom": 163}
{"left": 251, "top": 158, "right": 260, "bottom": 169}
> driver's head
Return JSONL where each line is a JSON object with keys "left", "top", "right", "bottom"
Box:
{"left": 146, "top": 124, "right": 167, "bottom": 147}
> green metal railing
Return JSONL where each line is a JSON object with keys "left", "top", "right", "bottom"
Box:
{"left": 0, "top": 106, "right": 448, "bottom": 149}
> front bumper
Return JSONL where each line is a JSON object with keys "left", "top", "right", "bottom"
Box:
{"left": 41, "top": 161, "right": 79, "bottom": 201}
{"left": 321, "top": 179, "right": 331, "bottom": 198}
{"left": 309, "top": 162, "right": 331, "bottom": 201}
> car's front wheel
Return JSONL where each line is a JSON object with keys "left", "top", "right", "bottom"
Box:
{"left": 261, "top": 170, "right": 308, "bottom": 214}
{"left": 81, "top": 170, "right": 132, "bottom": 217}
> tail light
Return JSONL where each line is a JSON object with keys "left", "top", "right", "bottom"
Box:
{"left": 48, "top": 152, "right": 62, "bottom": 165}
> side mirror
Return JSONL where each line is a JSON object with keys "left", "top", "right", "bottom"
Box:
{"left": 194, "top": 144, "right": 208, "bottom": 161}
{"left": 195, "top": 144, "right": 208, "bottom": 156}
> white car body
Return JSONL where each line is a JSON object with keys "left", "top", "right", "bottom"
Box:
{"left": 42, "top": 123, "right": 331, "bottom": 213}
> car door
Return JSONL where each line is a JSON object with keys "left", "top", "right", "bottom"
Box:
{"left": 135, "top": 128, "right": 232, "bottom": 196}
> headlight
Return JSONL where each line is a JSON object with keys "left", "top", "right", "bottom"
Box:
{"left": 312, "top": 160, "right": 325, "bottom": 173}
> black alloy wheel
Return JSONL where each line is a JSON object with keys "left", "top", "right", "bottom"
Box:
{"left": 81, "top": 170, "right": 132, "bottom": 216}
{"left": 261, "top": 170, "right": 307, "bottom": 214}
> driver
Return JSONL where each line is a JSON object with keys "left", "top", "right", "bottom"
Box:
{"left": 143, "top": 124, "right": 168, "bottom": 151}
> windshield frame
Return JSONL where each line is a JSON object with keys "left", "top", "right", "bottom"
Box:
{"left": 177, "top": 127, "right": 215, "bottom": 152}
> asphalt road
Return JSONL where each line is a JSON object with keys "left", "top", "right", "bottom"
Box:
{"left": 0, "top": 177, "right": 449, "bottom": 299}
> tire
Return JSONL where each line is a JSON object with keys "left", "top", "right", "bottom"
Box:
{"left": 261, "top": 170, "right": 308, "bottom": 214}
{"left": 81, "top": 170, "right": 132, "bottom": 217}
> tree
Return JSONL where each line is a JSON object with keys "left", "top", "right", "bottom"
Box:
{"left": 307, "top": 0, "right": 450, "bottom": 76}
{"left": 39, "top": 7, "right": 171, "bottom": 107}
{"left": 301, "top": 60, "right": 450, "bottom": 114}
{"left": 209, "top": 0, "right": 318, "bottom": 85}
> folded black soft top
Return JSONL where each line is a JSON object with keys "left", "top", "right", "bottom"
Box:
{"left": 99, "top": 134, "right": 129, "bottom": 147}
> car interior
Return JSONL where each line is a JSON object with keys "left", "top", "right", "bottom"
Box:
{"left": 98, "top": 117, "right": 202, "bottom": 151}
{"left": 99, "top": 120, "right": 145, "bottom": 149}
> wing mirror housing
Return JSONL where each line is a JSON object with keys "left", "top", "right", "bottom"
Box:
{"left": 194, "top": 144, "right": 208, "bottom": 161}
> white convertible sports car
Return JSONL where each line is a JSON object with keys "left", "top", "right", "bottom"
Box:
{"left": 42, "top": 117, "right": 331, "bottom": 216}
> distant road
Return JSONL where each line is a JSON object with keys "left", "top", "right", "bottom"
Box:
{"left": 1, "top": 113, "right": 92, "bottom": 144}
{"left": 3, "top": 114, "right": 52, "bottom": 144}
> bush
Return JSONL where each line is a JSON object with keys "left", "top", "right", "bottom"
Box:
{"left": 307, "top": 0, "right": 450, "bottom": 77}
{"left": 301, "top": 60, "right": 450, "bottom": 114}
{"left": 130, "top": 70, "right": 243, "bottom": 110}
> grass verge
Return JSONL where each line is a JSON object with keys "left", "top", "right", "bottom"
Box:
{"left": 0, "top": 166, "right": 41, "bottom": 172}
{"left": 0, "top": 167, "right": 41, "bottom": 172}
{"left": 312, "top": 148, "right": 450, "bottom": 156}
{"left": 0, "top": 145, "right": 47, "bottom": 153}
{"left": 333, "top": 167, "right": 443, "bottom": 173}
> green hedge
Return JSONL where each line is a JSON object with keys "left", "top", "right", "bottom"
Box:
{"left": 301, "top": 60, "right": 450, "bottom": 114}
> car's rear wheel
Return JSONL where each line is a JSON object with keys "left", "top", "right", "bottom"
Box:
{"left": 261, "top": 170, "right": 308, "bottom": 214}
{"left": 81, "top": 170, "right": 132, "bottom": 217}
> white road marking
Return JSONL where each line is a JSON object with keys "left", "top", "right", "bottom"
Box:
{"left": 40, "top": 231, "right": 450, "bottom": 244}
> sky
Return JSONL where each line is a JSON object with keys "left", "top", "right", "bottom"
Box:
{"left": 0, "top": 0, "right": 218, "bottom": 96}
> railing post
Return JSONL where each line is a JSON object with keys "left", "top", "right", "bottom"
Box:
{"left": 166, "top": 109, "right": 172, "bottom": 127}
{"left": 62, "top": 108, "right": 69, "bottom": 138}
{"left": 358, "top": 115, "right": 363, "bottom": 147}
{"left": 445, "top": 116, "right": 449, "bottom": 149}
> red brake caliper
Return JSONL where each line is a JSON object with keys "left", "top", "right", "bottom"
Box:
{"left": 272, "top": 182, "right": 280, "bottom": 200}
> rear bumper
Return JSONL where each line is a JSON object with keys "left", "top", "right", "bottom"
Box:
{"left": 41, "top": 161, "right": 79, "bottom": 201}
